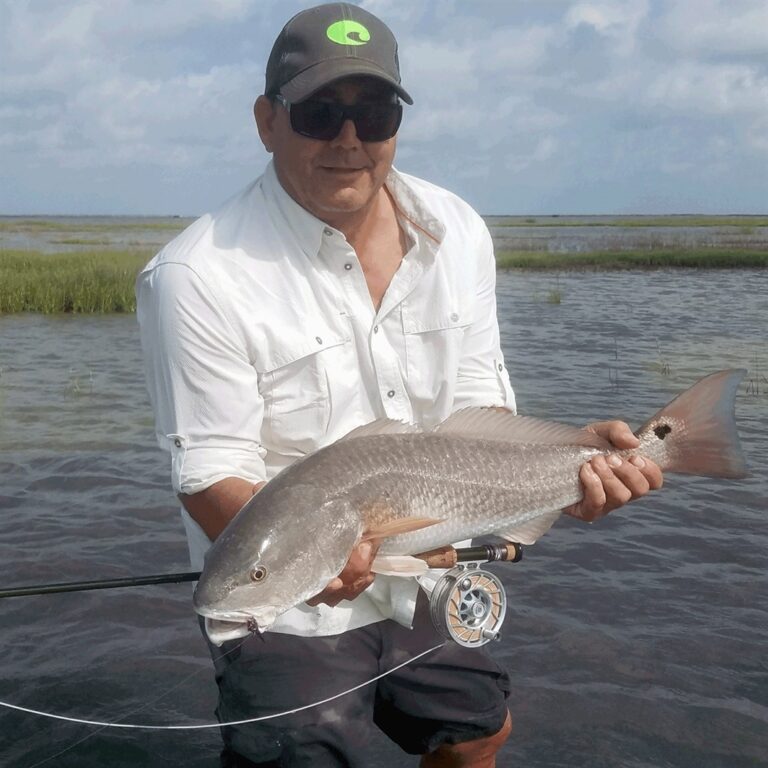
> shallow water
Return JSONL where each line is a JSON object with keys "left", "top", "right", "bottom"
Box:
{"left": 485, "top": 216, "right": 768, "bottom": 254}
{"left": 0, "top": 269, "right": 766, "bottom": 767}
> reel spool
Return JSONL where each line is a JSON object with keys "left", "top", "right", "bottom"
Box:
{"left": 428, "top": 564, "right": 507, "bottom": 648}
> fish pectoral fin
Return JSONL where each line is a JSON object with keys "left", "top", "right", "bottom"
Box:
{"left": 371, "top": 555, "right": 430, "bottom": 576}
{"left": 495, "top": 510, "right": 562, "bottom": 546}
{"left": 361, "top": 517, "right": 443, "bottom": 541}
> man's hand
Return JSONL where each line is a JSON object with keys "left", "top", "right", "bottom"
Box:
{"left": 306, "top": 540, "right": 379, "bottom": 608}
{"left": 564, "top": 420, "right": 663, "bottom": 522}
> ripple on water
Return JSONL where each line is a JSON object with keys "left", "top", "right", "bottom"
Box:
{"left": 1, "top": 271, "right": 766, "bottom": 767}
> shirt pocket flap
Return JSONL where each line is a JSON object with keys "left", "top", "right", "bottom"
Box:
{"left": 402, "top": 304, "right": 474, "bottom": 334}
{"left": 253, "top": 328, "right": 349, "bottom": 373}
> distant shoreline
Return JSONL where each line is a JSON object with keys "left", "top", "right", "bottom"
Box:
{"left": 2, "top": 211, "right": 767, "bottom": 313}
{"left": 2, "top": 214, "right": 767, "bottom": 223}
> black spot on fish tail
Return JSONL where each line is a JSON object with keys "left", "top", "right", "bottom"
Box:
{"left": 654, "top": 424, "right": 673, "bottom": 440}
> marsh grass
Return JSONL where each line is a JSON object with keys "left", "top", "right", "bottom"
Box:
{"left": 50, "top": 238, "right": 114, "bottom": 246}
{"left": 546, "top": 274, "right": 563, "bottom": 304}
{"left": 746, "top": 355, "right": 768, "bottom": 397}
{"left": 654, "top": 339, "right": 671, "bottom": 376}
{"left": 492, "top": 216, "right": 768, "bottom": 228}
{"left": 2, "top": 243, "right": 766, "bottom": 314}
{"left": 495, "top": 249, "right": 768, "bottom": 270}
{"left": 0, "top": 218, "right": 190, "bottom": 234}
{"left": 0, "top": 249, "right": 150, "bottom": 313}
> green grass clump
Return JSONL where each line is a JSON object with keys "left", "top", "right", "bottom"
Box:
{"left": 615, "top": 216, "right": 768, "bottom": 228}
{"left": 50, "top": 238, "right": 114, "bottom": 245}
{"left": 0, "top": 218, "right": 191, "bottom": 234}
{"left": 0, "top": 249, "right": 151, "bottom": 313}
{"left": 495, "top": 249, "right": 768, "bottom": 270}
{"left": 490, "top": 216, "right": 768, "bottom": 228}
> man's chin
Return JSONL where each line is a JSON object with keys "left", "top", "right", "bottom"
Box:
{"left": 311, "top": 189, "right": 375, "bottom": 217}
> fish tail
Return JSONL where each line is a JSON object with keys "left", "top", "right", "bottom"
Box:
{"left": 637, "top": 369, "right": 748, "bottom": 478}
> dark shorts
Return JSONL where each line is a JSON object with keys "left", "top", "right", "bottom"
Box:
{"left": 204, "top": 592, "right": 511, "bottom": 767}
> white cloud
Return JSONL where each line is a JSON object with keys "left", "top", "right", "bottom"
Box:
{"left": 565, "top": 0, "right": 649, "bottom": 53}
{"left": 659, "top": 0, "right": 768, "bottom": 56}
{"left": 2, "top": 0, "right": 767, "bottom": 214}
{"left": 646, "top": 62, "right": 768, "bottom": 119}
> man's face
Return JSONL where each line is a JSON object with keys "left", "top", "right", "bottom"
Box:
{"left": 255, "top": 77, "right": 398, "bottom": 226}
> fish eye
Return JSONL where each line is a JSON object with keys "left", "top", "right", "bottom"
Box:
{"left": 249, "top": 565, "right": 268, "bottom": 583}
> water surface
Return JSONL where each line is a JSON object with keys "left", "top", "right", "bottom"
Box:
{"left": 0, "top": 269, "right": 766, "bottom": 767}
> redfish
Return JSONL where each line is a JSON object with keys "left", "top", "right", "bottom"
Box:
{"left": 193, "top": 370, "right": 747, "bottom": 635}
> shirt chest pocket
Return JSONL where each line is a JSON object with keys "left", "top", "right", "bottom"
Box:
{"left": 254, "top": 328, "right": 350, "bottom": 455}
{"left": 402, "top": 302, "right": 475, "bottom": 403}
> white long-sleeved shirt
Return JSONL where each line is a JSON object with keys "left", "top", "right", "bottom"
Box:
{"left": 136, "top": 160, "right": 515, "bottom": 636}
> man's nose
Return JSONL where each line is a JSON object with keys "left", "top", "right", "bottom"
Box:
{"left": 331, "top": 118, "right": 361, "bottom": 147}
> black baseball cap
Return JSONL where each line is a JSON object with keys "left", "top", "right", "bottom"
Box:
{"left": 265, "top": 3, "right": 413, "bottom": 104}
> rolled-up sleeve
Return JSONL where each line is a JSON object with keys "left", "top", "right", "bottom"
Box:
{"left": 453, "top": 222, "right": 516, "bottom": 413}
{"left": 136, "top": 261, "right": 266, "bottom": 494}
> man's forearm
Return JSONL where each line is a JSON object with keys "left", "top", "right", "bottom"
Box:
{"left": 180, "top": 477, "right": 266, "bottom": 541}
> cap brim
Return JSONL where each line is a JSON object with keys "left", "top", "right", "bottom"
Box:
{"left": 279, "top": 58, "right": 413, "bottom": 105}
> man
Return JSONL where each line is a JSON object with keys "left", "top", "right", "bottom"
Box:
{"left": 137, "top": 4, "right": 661, "bottom": 766}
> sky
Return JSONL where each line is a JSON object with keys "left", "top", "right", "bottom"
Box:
{"left": 2, "top": 0, "right": 767, "bottom": 216}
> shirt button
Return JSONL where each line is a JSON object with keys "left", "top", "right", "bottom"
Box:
{"left": 498, "top": 363, "right": 503, "bottom": 371}
{"left": 387, "top": 389, "right": 395, "bottom": 398}
{"left": 174, "top": 438, "right": 182, "bottom": 448}
{"left": 323, "top": 228, "right": 333, "bottom": 237}
{"left": 316, "top": 336, "right": 323, "bottom": 344}
{"left": 344, "top": 263, "right": 352, "bottom": 270}
{"left": 450, "top": 312, "right": 459, "bottom": 322}
{"left": 373, "top": 325, "right": 379, "bottom": 334}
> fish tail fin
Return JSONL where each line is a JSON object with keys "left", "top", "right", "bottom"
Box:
{"left": 638, "top": 369, "right": 748, "bottom": 478}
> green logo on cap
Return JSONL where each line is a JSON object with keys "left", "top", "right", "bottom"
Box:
{"left": 326, "top": 20, "right": 370, "bottom": 46}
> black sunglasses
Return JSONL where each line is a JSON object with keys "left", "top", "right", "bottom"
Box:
{"left": 274, "top": 94, "right": 402, "bottom": 143}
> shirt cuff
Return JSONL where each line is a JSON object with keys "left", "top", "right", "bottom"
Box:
{"left": 167, "top": 434, "right": 267, "bottom": 494}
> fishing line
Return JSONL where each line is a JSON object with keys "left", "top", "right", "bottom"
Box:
{"left": 0, "top": 641, "right": 445, "bottom": 732}
{"left": 18, "top": 634, "right": 253, "bottom": 768}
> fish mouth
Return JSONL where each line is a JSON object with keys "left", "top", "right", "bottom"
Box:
{"left": 194, "top": 603, "right": 279, "bottom": 632}
{"left": 193, "top": 604, "right": 253, "bottom": 623}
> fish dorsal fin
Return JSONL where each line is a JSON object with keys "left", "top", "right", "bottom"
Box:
{"left": 494, "top": 509, "right": 562, "bottom": 546}
{"left": 371, "top": 555, "right": 430, "bottom": 576}
{"left": 361, "top": 517, "right": 443, "bottom": 541}
{"left": 340, "top": 418, "right": 422, "bottom": 442}
{"left": 435, "top": 408, "right": 611, "bottom": 449}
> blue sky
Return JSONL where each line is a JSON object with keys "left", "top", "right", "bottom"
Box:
{"left": 2, "top": 0, "right": 767, "bottom": 215}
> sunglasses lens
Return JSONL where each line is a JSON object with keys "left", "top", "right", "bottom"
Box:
{"left": 289, "top": 102, "right": 402, "bottom": 142}
{"left": 290, "top": 102, "right": 342, "bottom": 141}
{"left": 355, "top": 104, "right": 402, "bottom": 142}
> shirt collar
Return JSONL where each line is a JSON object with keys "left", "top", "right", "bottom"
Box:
{"left": 385, "top": 168, "right": 446, "bottom": 247}
{"left": 261, "top": 159, "right": 446, "bottom": 257}
{"left": 262, "top": 160, "right": 327, "bottom": 258}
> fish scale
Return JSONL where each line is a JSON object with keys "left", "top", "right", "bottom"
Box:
{"left": 311, "top": 434, "right": 599, "bottom": 554}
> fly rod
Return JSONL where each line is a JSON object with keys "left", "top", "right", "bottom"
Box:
{"left": 0, "top": 543, "right": 523, "bottom": 600}
{"left": 0, "top": 571, "right": 201, "bottom": 599}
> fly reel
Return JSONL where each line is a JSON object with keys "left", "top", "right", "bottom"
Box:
{"left": 429, "top": 564, "right": 507, "bottom": 647}
{"left": 420, "top": 542, "right": 522, "bottom": 648}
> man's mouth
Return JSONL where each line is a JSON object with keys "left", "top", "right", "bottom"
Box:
{"left": 322, "top": 166, "right": 365, "bottom": 173}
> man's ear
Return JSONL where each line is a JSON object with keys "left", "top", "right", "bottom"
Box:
{"left": 254, "top": 95, "right": 276, "bottom": 152}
